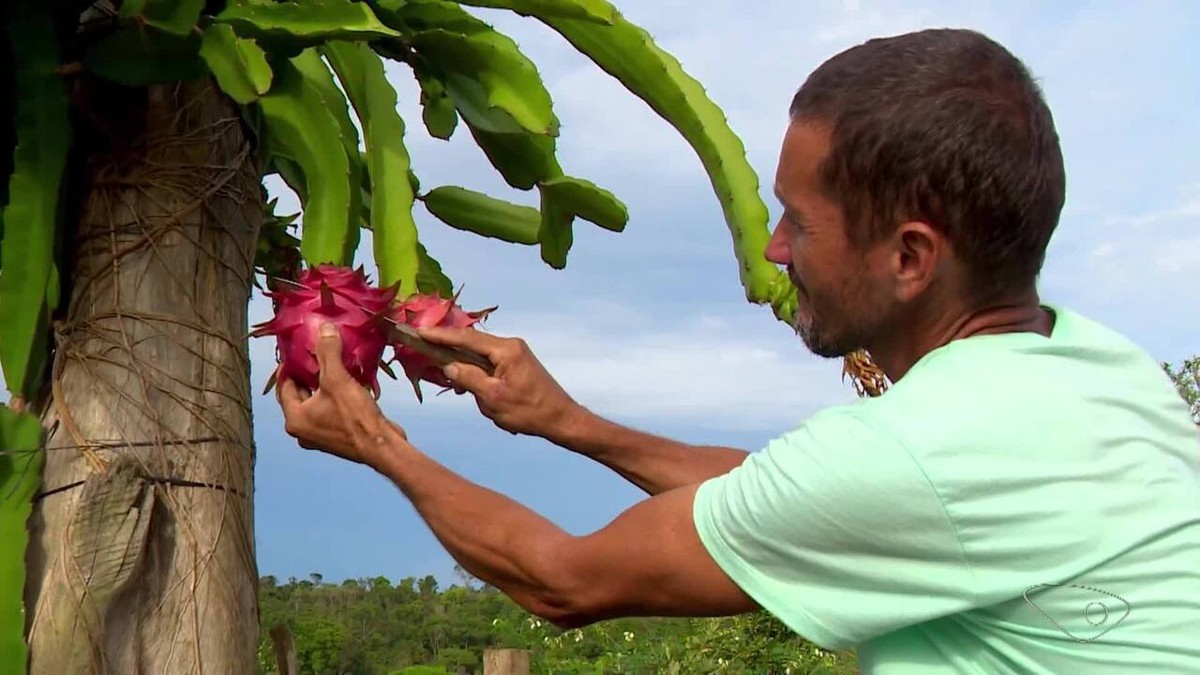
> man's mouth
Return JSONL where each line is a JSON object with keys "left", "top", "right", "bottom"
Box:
{"left": 789, "top": 271, "right": 810, "bottom": 324}
{"left": 788, "top": 268, "right": 805, "bottom": 294}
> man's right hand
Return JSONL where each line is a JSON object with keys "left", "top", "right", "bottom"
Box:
{"left": 417, "top": 327, "right": 584, "bottom": 440}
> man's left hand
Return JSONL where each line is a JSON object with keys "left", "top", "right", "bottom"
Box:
{"left": 278, "top": 322, "right": 400, "bottom": 466}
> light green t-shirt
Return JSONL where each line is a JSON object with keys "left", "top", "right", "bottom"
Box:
{"left": 693, "top": 305, "right": 1200, "bottom": 674}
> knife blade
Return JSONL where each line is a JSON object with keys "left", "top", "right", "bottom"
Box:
{"left": 384, "top": 318, "right": 496, "bottom": 376}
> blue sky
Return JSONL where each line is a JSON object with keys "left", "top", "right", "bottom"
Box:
{"left": 247, "top": 0, "right": 1199, "bottom": 585}
{"left": 6, "top": 1, "right": 1198, "bottom": 586}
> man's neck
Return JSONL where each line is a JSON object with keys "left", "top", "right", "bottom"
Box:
{"left": 867, "top": 289, "right": 1052, "bottom": 382}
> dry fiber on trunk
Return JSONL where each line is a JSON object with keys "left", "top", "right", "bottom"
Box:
{"left": 23, "top": 78, "right": 263, "bottom": 673}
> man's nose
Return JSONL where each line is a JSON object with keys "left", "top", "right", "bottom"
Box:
{"left": 764, "top": 223, "right": 790, "bottom": 265}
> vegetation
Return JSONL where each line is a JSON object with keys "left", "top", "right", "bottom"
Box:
{"left": 255, "top": 573, "right": 858, "bottom": 675}
{"left": 1164, "top": 356, "right": 1199, "bottom": 425}
{"left": 1, "top": 0, "right": 828, "bottom": 672}
{"left": 12, "top": 2, "right": 1185, "bottom": 674}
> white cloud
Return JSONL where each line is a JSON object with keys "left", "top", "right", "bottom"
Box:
{"left": 1154, "top": 237, "right": 1200, "bottom": 276}
{"left": 1042, "top": 186, "right": 1200, "bottom": 349}
{"left": 1088, "top": 242, "right": 1116, "bottom": 261}
{"left": 248, "top": 289, "right": 858, "bottom": 433}
{"left": 432, "top": 308, "right": 856, "bottom": 432}
{"left": 1103, "top": 196, "right": 1200, "bottom": 229}
{"left": 472, "top": 304, "right": 858, "bottom": 430}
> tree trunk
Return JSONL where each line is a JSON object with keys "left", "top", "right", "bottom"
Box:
{"left": 23, "top": 78, "right": 263, "bottom": 673}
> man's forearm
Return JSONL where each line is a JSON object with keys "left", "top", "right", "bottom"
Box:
{"left": 368, "top": 424, "right": 578, "bottom": 622}
{"left": 547, "top": 406, "right": 748, "bottom": 495}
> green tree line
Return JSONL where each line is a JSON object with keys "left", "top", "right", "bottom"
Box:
{"left": 1164, "top": 356, "right": 1199, "bottom": 425}
{"left": 255, "top": 572, "right": 857, "bottom": 675}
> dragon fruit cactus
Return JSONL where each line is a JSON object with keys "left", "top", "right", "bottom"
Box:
{"left": 251, "top": 264, "right": 493, "bottom": 401}
{"left": 391, "top": 291, "right": 495, "bottom": 400}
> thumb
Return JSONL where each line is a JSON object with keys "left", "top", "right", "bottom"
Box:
{"left": 315, "top": 323, "right": 348, "bottom": 383}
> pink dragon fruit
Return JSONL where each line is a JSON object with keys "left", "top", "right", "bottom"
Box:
{"left": 253, "top": 265, "right": 398, "bottom": 397}
{"left": 391, "top": 291, "right": 495, "bottom": 400}
{"left": 252, "top": 264, "right": 494, "bottom": 401}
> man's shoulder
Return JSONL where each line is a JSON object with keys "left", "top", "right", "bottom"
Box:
{"left": 857, "top": 304, "right": 1175, "bottom": 418}
{"left": 821, "top": 303, "right": 1195, "bottom": 486}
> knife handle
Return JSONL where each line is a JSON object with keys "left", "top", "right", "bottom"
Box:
{"left": 392, "top": 323, "right": 497, "bottom": 377}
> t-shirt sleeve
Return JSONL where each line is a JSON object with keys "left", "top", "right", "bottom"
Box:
{"left": 692, "top": 407, "right": 979, "bottom": 649}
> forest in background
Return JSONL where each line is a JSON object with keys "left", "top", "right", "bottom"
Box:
{"left": 255, "top": 572, "right": 858, "bottom": 675}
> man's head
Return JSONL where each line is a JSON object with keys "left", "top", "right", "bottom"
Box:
{"left": 766, "top": 28, "right": 1065, "bottom": 358}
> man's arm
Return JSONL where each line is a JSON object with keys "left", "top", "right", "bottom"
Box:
{"left": 370, "top": 425, "right": 757, "bottom": 626}
{"left": 551, "top": 405, "right": 749, "bottom": 495}
{"left": 275, "top": 327, "right": 758, "bottom": 626}
{"left": 419, "top": 327, "right": 748, "bottom": 495}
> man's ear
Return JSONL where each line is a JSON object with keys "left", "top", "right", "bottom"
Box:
{"left": 890, "top": 221, "right": 943, "bottom": 301}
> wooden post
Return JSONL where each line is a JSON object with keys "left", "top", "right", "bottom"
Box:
{"left": 270, "top": 623, "right": 299, "bottom": 675}
{"left": 483, "top": 648, "right": 531, "bottom": 675}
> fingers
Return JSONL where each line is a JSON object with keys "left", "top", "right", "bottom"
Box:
{"left": 419, "top": 326, "right": 509, "bottom": 356}
{"left": 314, "top": 323, "right": 350, "bottom": 386}
{"left": 444, "top": 362, "right": 499, "bottom": 397}
{"left": 278, "top": 379, "right": 306, "bottom": 417}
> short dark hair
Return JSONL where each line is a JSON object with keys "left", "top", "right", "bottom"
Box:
{"left": 790, "top": 28, "right": 1066, "bottom": 301}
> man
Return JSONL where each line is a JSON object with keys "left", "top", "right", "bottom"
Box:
{"left": 278, "top": 28, "right": 1200, "bottom": 673}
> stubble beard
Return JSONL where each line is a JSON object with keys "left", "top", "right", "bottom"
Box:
{"left": 794, "top": 315, "right": 853, "bottom": 359}
{"left": 793, "top": 252, "right": 890, "bottom": 358}
{"left": 791, "top": 285, "right": 875, "bottom": 359}
{"left": 792, "top": 296, "right": 851, "bottom": 358}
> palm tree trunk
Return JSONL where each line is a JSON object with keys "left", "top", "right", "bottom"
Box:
{"left": 23, "top": 77, "right": 262, "bottom": 673}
